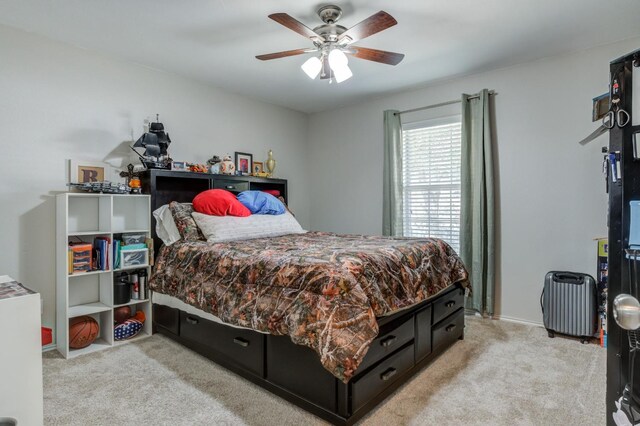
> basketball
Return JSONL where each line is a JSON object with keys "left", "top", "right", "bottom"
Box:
{"left": 69, "top": 316, "right": 99, "bottom": 349}
{"left": 114, "top": 306, "right": 132, "bottom": 325}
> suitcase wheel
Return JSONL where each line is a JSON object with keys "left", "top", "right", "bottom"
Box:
{"left": 547, "top": 330, "right": 555, "bottom": 338}
{"left": 580, "top": 337, "right": 589, "bottom": 344}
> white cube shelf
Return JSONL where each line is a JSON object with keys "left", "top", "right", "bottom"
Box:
{"left": 56, "top": 193, "right": 152, "bottom": 358}
{"left": 112, "top": 195, "right": 151, "bottom": 233}
{"left": 67, "top": 194, "right": 111, "bottom": 234}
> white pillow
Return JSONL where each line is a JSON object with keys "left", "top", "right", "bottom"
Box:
{"left": 152, "top": 204, "right": 182, "bottom": 246}
{"left": 192, "top": 211, "right": 306, "bottom": 243}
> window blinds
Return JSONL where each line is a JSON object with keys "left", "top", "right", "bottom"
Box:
{"left": 401, "top": 119, "right": 462, "bottom": 252}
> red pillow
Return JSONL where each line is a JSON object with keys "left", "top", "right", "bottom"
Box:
{"left": 193, "top": 189, "right": 251, "bottom": 217}
{"left": 262, "top": 189, "right": 280, "bottom": 197}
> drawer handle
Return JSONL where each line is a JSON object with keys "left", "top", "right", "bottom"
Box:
{"left": 233, "top": 337, "right": 250, "bottom": 347}
{"left": 225, "top": 185, "right": 236, "bottom": 190}
{"left": 446, "top": 324, "right": 457, "bottom": 332}
{"left": 380, "top": 335, "right": 397, "bottom": 348}
{"left": 380, "top": 367, "right": 397, "bottom": 381}
{"left": 445, "top": 300, "right": 456, "bottom": 308}
{"left": 186, "top": 316, "right": 199, "bottom": 325}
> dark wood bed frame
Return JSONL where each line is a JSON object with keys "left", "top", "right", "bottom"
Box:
{"left": 142, "top": 169, "right": 465, "bottom": 425}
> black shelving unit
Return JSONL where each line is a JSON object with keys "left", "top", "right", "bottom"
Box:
{"left": 607, "top": 48, "right": 640, "bottom": 425}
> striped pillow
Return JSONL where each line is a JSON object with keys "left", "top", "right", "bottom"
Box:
{"left": 192, "top": 211, "right": 305, "bottom": 243}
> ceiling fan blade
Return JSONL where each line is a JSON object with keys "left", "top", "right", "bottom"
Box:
{"left": 256, "top": 48, "right": 310, "bottom": 61}
{"left": 338, "top": 11, "right": 397, "bottom": 44}
{"left": 349, "top": 47, "right": 405, "bottom": 65}
{"left": 269, "top": 13, "right": 324, "bottom": 43}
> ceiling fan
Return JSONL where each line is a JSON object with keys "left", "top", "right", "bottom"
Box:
{"left": 256, "top": 5, "right": 404, "bottom": 83}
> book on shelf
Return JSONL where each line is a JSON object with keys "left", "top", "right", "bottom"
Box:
{"left": 112, "top": 240, "right": 121, "bottom": 270}
{"left": 94, "top": 236, "right": 112, "bottom": 271}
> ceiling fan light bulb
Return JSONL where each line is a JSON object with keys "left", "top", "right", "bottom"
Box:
{"left": 328, "top": 49, "right": 348, "bottom": 68}
{"left": 333, "top": 63, "right": 353, "bottom": 83}
{"left": 301, "top": 56, "right": 322, "bottom": 79}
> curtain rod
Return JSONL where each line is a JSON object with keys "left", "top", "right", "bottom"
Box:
{"left": 394, "top": 90, "right": 497, "bottom": 116}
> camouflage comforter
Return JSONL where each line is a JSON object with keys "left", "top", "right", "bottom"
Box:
{"left": 150, "top": 231, "right": 469, "bottom": 382}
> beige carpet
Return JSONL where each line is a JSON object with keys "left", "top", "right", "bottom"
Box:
{"left": 43, "top": 317, "right": 605, "bottom": 425}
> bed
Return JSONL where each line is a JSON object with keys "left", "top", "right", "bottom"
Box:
{"left": 142, "top": 169, "right": 469, "bottom": 425}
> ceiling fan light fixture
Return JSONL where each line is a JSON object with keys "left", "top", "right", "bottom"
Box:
{"left": 259, "top": 7, "right": 403, "bottom": 84}
{"left": 328, "top": 48, "right": 348, "bottom": 67}
{"left": 301, "top": 56, "right": 322, "bottom": 79}
{"left": 328, "top": 49, "right": 352, "bottom": 83}
{"left": 332, "top": 63, "right": 353, "bottom": 83}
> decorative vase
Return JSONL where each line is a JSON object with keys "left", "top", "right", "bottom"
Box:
{"left": 266, "top": 150, "right": 276, "bottom": 177}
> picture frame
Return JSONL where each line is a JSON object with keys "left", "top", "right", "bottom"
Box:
{"left": 252, "top": 161, "right": 264, "bottom": 175}
{"left": 235, "top": 152, "right": 253, "bottom": 175}
{"left": 171, "top": 161, "right": 187, "bottom": 171}
{"left": 68, "top": 160, "right": 112, "bottom": 184}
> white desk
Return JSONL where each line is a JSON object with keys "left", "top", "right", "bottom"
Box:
{"left": 0, "top": 275, "right": 43, "bottom": 426}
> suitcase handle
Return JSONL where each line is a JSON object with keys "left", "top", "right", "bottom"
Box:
{"left": 552, "top": 272, "right": 584, "bottom": 285}
{"left": 541, "top": 272, "right": 588, "bottom": 314}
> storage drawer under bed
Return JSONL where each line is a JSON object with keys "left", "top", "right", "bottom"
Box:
{"left": 356, "top": 315, "right": 414, "bottom": 373}
{"left": 350, "top": 343, "right": 415, "bottom": 413}
{"left": 179, "top": 311, "right": 265, "bottom": 377}
{"left": 432, "top": 308, "right": 464, "bottom": 353}
{"left": 432, "top": 286, "right": 464, "bottom": 325}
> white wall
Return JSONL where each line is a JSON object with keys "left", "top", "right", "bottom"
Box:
{"left": 307, "top": 37, "right": 640, "bottom": 325}
{"left": 0, "top": 25, "right": 309, "bottom": 341}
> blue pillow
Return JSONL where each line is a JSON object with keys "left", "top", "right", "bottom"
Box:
{"left": 237, "top": 191, "right": 285, "bottom": 215}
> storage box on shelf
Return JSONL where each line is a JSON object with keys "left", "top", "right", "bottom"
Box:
{"left": 56, "top": 193, "right": 153, "bottom": 358}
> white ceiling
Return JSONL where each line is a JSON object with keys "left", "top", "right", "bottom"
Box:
{"left": 1, "top": 0, "right": 640, "bottom": 113}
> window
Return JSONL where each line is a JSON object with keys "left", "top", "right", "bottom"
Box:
{"left": 401, "top": 116, "right": 462, "bottom": 252}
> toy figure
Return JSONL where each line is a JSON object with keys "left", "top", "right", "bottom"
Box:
{"left": 220, "top": 155, "right": 236, "bottom": 175}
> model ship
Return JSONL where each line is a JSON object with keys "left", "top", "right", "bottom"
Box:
{"left": 131, "top": 114, "right": 172, "bottom": 169}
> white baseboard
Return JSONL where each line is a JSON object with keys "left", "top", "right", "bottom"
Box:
{"left": 465, "top": 309, "right": 543, "bottom": 327}
{"left": 494, "top": 315, "right": 543, "bottom": 328}
{"left": 42, "top": 343, "right": 56, "bottom": 353}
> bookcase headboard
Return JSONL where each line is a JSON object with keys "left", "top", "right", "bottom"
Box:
{"left": 140, "top": 169, "right": 288, "bottom": 251}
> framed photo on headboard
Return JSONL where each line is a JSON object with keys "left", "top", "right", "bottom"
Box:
{"left": 235, "top": 152, "right": 253, "bottom": 175}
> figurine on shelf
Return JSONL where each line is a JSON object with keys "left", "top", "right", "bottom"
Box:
{"left": 207, "top": 155, "right": 222, "bottom": 174}
{"left": 131, "top": 114, "right": 173, "bottom": 169}
{"left": 220, "top": 155, "right": 236, "bottom": 175}
{"left": 119, "top": 164, "right": 143, "bottom": 194}
{"left": 187, "top": 163, "right": 208, "bottom": 173}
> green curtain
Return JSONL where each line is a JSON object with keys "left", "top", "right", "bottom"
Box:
{"left": 460, "top": 89, "right": 496, "bottom": 316}
{"left": 382, "top": 110, "right": 403, "bottom": 236}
